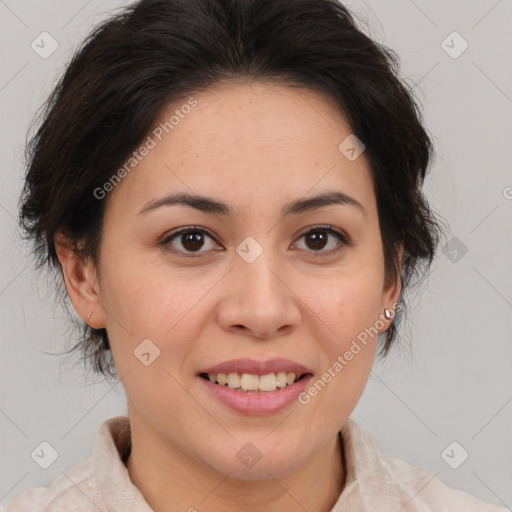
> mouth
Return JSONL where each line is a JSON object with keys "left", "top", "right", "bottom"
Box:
{"left": 198, "top": 371, "right": 310, "bottom": 393}
{"left": 197, "top": 358, "right": 314, "bottom": 414}
{"left": 197, "top": 357, "right": 313, "bottom": 394}
{"left": 197, "top": 370, "right": 314, "bottom": 415}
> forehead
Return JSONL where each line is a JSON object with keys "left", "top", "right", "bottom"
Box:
{"left": 163, "top": 79, "right": 351, "bottom": 151}
{"left": 106, "top": 80, "right": 376, "bottom": 219}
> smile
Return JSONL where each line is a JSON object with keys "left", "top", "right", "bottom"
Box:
{"left": 199, "top": 371, "right": 308, "bottom": 393}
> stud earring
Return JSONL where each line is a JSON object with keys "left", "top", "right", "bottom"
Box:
{"left": 384, "top": 308, "right": 392, "bottom": 319}
{"left": 87, "top": 312, "right": 92, "bottom": 320}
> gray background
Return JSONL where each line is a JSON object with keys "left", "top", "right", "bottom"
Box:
{"left": 1, "top": 0, "right": 511, "bottom": 508}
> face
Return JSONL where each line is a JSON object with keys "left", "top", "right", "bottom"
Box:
{"left": 66, "top": 80, "right": 400, "bottom": 479}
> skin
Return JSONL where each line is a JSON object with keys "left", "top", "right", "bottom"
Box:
{"left": 56, "top": 80, "right": 402, "bottom": 512}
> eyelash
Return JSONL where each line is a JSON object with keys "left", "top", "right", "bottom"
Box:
{"left": 161, "top": 224, "right": 350, "bottom": 258}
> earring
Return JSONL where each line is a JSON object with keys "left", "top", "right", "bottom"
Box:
{"left": 87, "top": 312, "right": 92, "bottom": 320}
{"left": 384, "top": 308, "right": 392, "bottom": 319}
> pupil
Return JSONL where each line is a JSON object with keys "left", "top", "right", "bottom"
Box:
{"left": 308, "top": 231, "right": 327, "bottom": 250}
{"left": 183, "top": 232, "right": 204, "bottom": 251}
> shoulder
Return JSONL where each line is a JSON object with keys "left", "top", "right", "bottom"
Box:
{"left": 2, "top": 456, "right": 106, "bottom": 512}
{"left": 3, "top": 415, "right": 149, "bottom": 512}
{"left": 381, "top": 451, "right": 508, "bottom": 511}
{"left": 339, "top": 419, "right": 509, "bottom": 512}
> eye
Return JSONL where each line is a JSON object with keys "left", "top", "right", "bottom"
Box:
{"left": 162, "top": 226, "right": 220, "bottom": 256}
{"left": 293, "top": 225, "right": 349, "bottom": 255}
{"left": 161, "top": 224, "right": 349, "bottom": 258}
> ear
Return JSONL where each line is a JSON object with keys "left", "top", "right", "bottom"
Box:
{"left": 54, "top": 232, "right": 106, "bottom": 329}
{"left": 381, "top": 242, "right": 404, "bottom": 319}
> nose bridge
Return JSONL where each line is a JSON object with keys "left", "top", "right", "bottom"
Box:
{"left": 235, "top": 235, "right": 287, "bottom": 304}
{"left": 218, "top": 234, "right": 300, "bottom": 337}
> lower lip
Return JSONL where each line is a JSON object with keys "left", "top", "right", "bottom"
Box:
{"left": 198, "top": 375, "right": 313, "bottom": 415}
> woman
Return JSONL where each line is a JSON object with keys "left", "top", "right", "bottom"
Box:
{"left": 5, "top": 0, "right": 507, "bottom": 510}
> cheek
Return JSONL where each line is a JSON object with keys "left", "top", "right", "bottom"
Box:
{"left": 99, "top": 255, "right": 208, "bottom": 414}
{"left": 307, "top": 268, "right": 383, "bottom": 346}
{"left": 306, "top": 279, "right": 382, "bottom": 419}
{"left": 98, "top": 250, "right": 214, "bottom": 359}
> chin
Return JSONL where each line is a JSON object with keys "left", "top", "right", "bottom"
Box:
{"left": 216, "top": 454, "right": 303, "bottom": 481}
{"left": 199, "top": 436, "right": 309, "bottom": 481}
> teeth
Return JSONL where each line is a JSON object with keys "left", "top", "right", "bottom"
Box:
{"left": 276, "top": 371, "right": 287, "bottom": 388}
{"left": 240, "top": 373, "right": 259, "bottom": 391}
{"left": 259, "top": 373, "right": 276, "bottom": 391}
{"left": 227, "top": 373, "right": 241, "bottom": 388}
{"left": 206, "top": 371, "right": 301, "bottom": 392}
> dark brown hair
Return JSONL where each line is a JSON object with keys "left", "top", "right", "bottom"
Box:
{"left": 19, "top": 0, "right": 445, "bottom": 380}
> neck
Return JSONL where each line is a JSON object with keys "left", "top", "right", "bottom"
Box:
{"left": 125, "top": 409, "right": 346, "bottom": 512}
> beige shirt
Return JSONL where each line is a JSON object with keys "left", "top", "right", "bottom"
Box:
{"left": 3, "top": 415, "right": 508, "bottom": 511}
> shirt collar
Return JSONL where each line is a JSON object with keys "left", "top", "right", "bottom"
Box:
{"left": 93, "top": 415, "right": 152, "bottom": 511}
{"left": 93, "top": 415, "right": 380, "bottom": 510}
{"left": 332, "top": 417, "right": 384, "bottom": 508}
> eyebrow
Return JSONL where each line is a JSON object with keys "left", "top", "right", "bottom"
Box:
{"left": 138, "top": 190, "right": 366, "bottom": 218}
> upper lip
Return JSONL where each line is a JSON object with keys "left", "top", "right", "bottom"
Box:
{"left": 199, "top": 358, "right": 313, "bottom": 376}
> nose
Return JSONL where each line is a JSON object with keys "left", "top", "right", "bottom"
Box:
{"left": 215, "top": 243, "right": 301, "bottom": 339}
